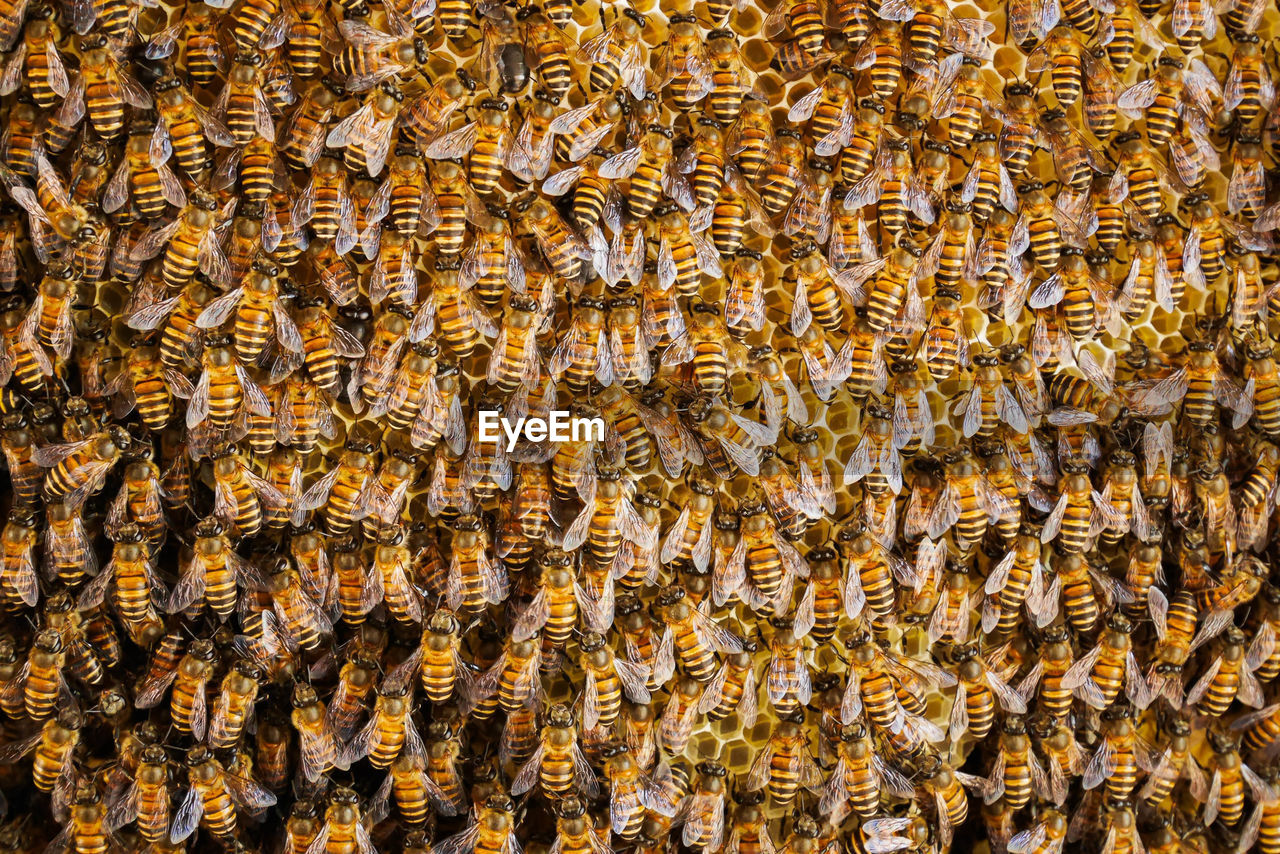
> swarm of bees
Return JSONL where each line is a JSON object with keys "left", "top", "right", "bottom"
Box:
{"left": 1, "top": 0, "right": 1280, "bottom": 849}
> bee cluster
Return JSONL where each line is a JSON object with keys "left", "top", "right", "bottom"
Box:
{"left": 1, "top": 0, "right": 1280, "bottom": 849}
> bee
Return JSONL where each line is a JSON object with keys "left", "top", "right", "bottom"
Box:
{"left": 424, "top": 99, "right": 513, "bottom": 198}
{"left": 580, "top": 7, "right": 648, "bottom": 99}
{"left": 431, "top": 795, "right": 521, "bottom": 854}
{"left": 136, "top": 637, "right": 215, "bottom": 739}
{"left": 510, "top": 703, "right": 601, "bottom": 800}
{"left": 662, "top": 302, "right": 738, "bottom": 398}
{"left": 419, "top": 722, "right": 467, "bottom": 814}
{"left": 274, "top": 79, "right": 342, "bottom": 172}
{"left": 1, "top": 705, "right": 79, "bottom": 811}
{"left": 35, "top": 426, "right": 131, "bottom": 508}
{"left": 204, "top": 659, "right": 264, "bottom": 751}
{"left": 105, "top": 123, "right": 189, "bottom": 222}
{"left": 0, "top": 506, "right": 42, "bottom": 610}
{"left": 166, "top": 517, "right": 249, "bottom": 619}
{"left": 669, "top": 762, "right": 727, "bottom": 850}
{"left": 263, "top": 560, "right": 332, "bottom": 651}
{"left": 292, "top": 435, "right": 379, "bottom": 535}
{"left": 1135, "top": 716, "right": 1205, "bottom": 807}
{"left": 575, "top": 631, "right": 649, "bottom": 731}
{"left": 544, "top": 149, "right": 616, "bottom": 236}
{"left": 211, "top": 51, "right": 276, "bottom": 150}
{"left": 322, "top": 81, "right": 404, "bottom": 178}
{"left": 1132, "top": 336, "right": 1254, "bottom": 429}
{"left": 471, "top": 633, "right": 542, "bottom": 715}
{"left": 960, "top": 715, "right": 1047, "bottom": 811}
{"left": 197, "top": 265, "right": 301, "bottom": 368}
{"left": 745, "top": 715, "right": 824, "bottom": 806}
{"left": 1202, "top": 732, "right": 1266, "bottom": 827}
{"left": 840, "top": 404, "right": 904, "bottom": 497}
{"left": 913, "top": 285, "right": 968, "bottom": 382}
{"left": 684, "top": 397, "right": 771, "bottom": 479}
{"left": 3, "top": 96, "right": 44, "bottom": 180}
{"left": 512, "top": 6, "right": 576, "bottom": 99}
{"left": 1062, "top": 612, "right": 1151, "bottom": 710}
{"left": 539, "top": 795, "right": 607, "bottom": 854}
{"left": 340, "top": 673, "right": 422, "bottom": 774}
{"left": 283, "top": 800, "right": 324, "bottom": 854}
{"left": 876, "top": 0, "right": 993, "bottom": 72}
{"left": 786, "top": 242, "right": 854, "bottom": 335}
{"left": 40, "top": 500, "right": 97, "bottom": 591}
{"left": 211, "top": 447, "right": 288, "bottom": 537}
{"left": 652, "top": 586, "right": 744, "bottom": 684}
{"left": 1107, "top": 132, "right": 1186, "bottom": 223}
{"left": 516, "top": 195, "right": 590, "bottom": 281}
{"left": 1183, "top": 626, "right": 1272, "bottom": 717}
{"left": 1117, "top": 56, "right": 1218, "bottom": 149}
{"left": 952, "top": 353, "right": 1029, "bottom": 441}
{"left": 153, "top": 74, "right": 236, "bottom": 179}
{"left": 384, "top": 752, "right": 459, "bottom": 826}
{"left": 600, "top": 125, "right": 690, "bottom": 220}
{"left": 787, "top": 66, "right": 858, "bottom": 158}
{"left": 13, "top": 627, "right": 71, "bottom": 722}
{"left": 332, "top": 2, "right": 426, "bottom": 90}
{"left": 654, "top": 13, "right": 712, "bottom": 112}
{"left": 75, "top": 32, "right": 152, "bottom": 142}
{"left": 1029, "top": 248, "right": 1124, "bottom": 342}
{"left": 949, "top": 644, "right": 1028, "bottom": 744}
{"left": 437, "top": 513, "right": 506, "bottom": 615}
{"left": 145, "top": 1, "right": 225, "bottom": 83}
{"left": 301, "top": 787, "right": 376, "bottom": 854}
{"left": 295, "top": 153, "right": 366, "bottom": 257}
{"left": 820, "top": 721, "right": 914, "bottom": 822}
{"left": 845, "top": 138, "right": 935, "bottom": 237}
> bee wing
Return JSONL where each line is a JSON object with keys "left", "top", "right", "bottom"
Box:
{"left": 1123, "top": 651, "right": 1153, "bottom": 709}
{"left": 1191, "top": 608, "right": 1234, "bottom": 652}
{"left": 715, "top": 430, "right": 763, "bottom": 476}
{"left": 1205, "top": 768, "right": 1224, "bottom": 826}
{"left": 326, "top": 103, "right": 373, "bottom": 148}
{"left": 786, "top": 86, "right": 826, "bottom": 124}
{"left": 1183, "top": 655, "right": 1223, "bottom": 707}
{"left": 168, "top": 554, "right": 208, "bottom": 614}
{"left": 169, "top": 786, "right": 205, "bottom": 844}
{"left": 1116, "top": 78, "right": 1157, "bottom": 116}
{"left": 982, "top": 668, "right": 1028, "bottom": 713}
{"left": 598, "top": 146, "right": 643, "bottom": 180}
{"left": 691, "top": 605, "right": 744, "bottom": 654}
{"left": 195, "top": 287, "right": 243, "bottom": 330}
{"left": 298, "top": 721, "right": 337, "bottom": 782}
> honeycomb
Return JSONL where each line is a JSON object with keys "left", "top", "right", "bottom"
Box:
{"left": 0, "top": 0, "right": 1277, "bottom": 851}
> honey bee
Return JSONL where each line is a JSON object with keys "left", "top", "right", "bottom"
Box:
{"left": 949, "top": 644, "right": 1028, "bottom": 744}
{"left": 1135, "top": 716, "right": 1206, "bottom": 806}
{"left": 599, "top": 125, "right": 692, "bottom": 219}
{"left": 153, "top": 75, "right": 237, "bottom": 183}
{"left": 887, "top": 0, "right": 994, "bottom": 69}
{"left": 206, "top": 659, "right": 263, "bottom": 751}
{"left": 844, "top": 139, "right": 936, "bottom": 237}
{"left": 322, "top": 81, "right": 404, "bottom": 178}
{"left": 745, "top": 715, "right": 824, "bottom": 806}
{"left": 653, "top": 13, "right": 712, "bottom": 111}
{"left": 300, "top": 787, "right": 376, "bottom": 854}
{"left": 430, "top": 794, "right": 521, "bottom": 854}
{"left": 510, "top": 703, "right": 601, "bottom": 800}
{"left": 821, "top": 721, "right": 915, "bottom": 822}
{"left": 516, "top": 195, "right": 591, "bottom": 281}
{"left": 132, "top": 637, "right": 215, "bottom": 739}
